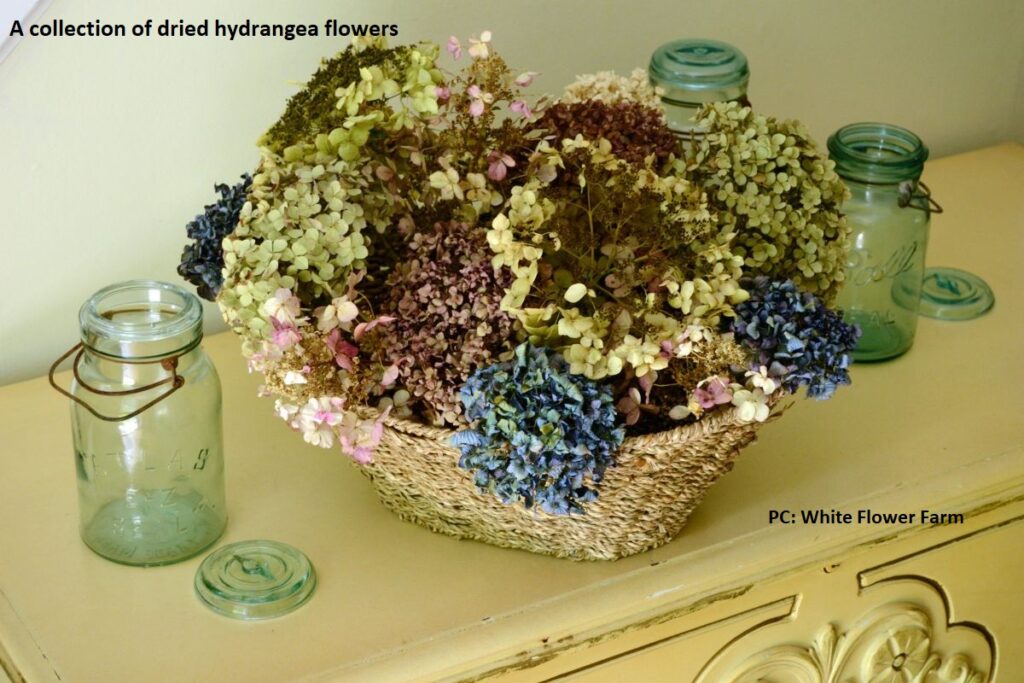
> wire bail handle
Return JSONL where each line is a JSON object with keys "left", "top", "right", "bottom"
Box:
{"left": 898, "top": 180, "right": 944, "bottom": 214}
{"left": 48, "top": 342, "right": 188, "bottom": 422}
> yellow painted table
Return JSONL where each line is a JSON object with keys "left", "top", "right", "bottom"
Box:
{"left": 1, "top": 145, "right": 1023, "bottom": 683}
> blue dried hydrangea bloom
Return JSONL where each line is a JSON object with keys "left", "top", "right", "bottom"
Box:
{"left": 452, "top": 343, "right": 625, "bottom": 515}
{"left": 731, "top": 277, "right": 860, "bottom": 400}
{"left": 178, "top": 174, "right": 251, "bottom": 300}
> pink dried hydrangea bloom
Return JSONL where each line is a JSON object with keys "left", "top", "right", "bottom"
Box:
{"left": 379, "top": 220, "right": 515, "bottom": 426}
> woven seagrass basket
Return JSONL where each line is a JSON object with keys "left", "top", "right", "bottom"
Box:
{"left": 358, "top": 404, "right": 780, "bottom": 561}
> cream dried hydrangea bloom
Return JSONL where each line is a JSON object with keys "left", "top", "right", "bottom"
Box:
{"left": 561, "top": 68, "right": 664, "bottom": 110}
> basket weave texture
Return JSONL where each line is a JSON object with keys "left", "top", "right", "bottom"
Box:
{"left": 359, "top": 405, "right": 776, "bottom": 561}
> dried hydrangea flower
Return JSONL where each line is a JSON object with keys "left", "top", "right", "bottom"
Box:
{"left": 693, "top": 376, "right": 732, "bottom": 409}
{"left": 561, "top": 68, "right": 663, "bottom": 109}
{"left": 274, "top": 395, "right": 388, "bottom": 462}
{"left": 453, "top": 343, "right": 625, "bottom": 515}
{"left": 731, "top": 388, "right": 771, "bottom": 422}
{"left": 730, "top": 277, "right": 860, "bottom": 400}
{"left": 536, "top": 100, "right": 678, "bottom": 168}
{"left": 378, "top": 220, "right": 515, "bottom": 426}
{"left": 178, "top": 174, "right": 251, "bottom": 300}
{"left": 692, "top": 102, "right": 852, "bottom": 301}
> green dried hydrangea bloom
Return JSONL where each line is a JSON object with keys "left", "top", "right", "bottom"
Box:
{"left": 260, "top": 43, "right": 411, "bottom": 154}
{"left": 692, "top": 102, "right": 851, "bottom": 301}
{"left": 218, "top": 154, "right": 372, "bottom": 348}
{"left": 218, "top": 37, "right": 445, "bottom": 353}
{"left": 488, "top": 136, "right": 747, "bottom": 383}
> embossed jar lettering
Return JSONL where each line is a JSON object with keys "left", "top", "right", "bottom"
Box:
{"left": 847, "top": 241, "right": 919, "bottom": 287}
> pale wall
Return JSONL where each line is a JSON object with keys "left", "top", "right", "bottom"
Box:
{"left": 2, "top": 0, "right": 1022, "bottom": 385}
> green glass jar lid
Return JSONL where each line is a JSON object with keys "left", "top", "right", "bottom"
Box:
{"left": 195, "top": 540, "right": 316, "bottom": 620}
{"left": 915, "top": 267, "right": 995, "bottom": 320}
{"left": 649, "top": 38, "right": 749, "bottom": 104}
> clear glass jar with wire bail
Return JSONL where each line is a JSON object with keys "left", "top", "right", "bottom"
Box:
{"left": 828, "top": 123, "right": 941, "bottom": 361}
{"left": 50, "top": 280, "right": 226, "bottom": 565}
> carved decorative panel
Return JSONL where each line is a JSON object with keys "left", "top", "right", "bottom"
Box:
{"left": 697, "top": 582, "right": 993, "bottom": 683}
{"left": 723, "top": 603, "right": 987, "bottom": 682}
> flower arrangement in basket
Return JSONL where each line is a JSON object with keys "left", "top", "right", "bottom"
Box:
{"left": 178, "top": 34, "right": 859, "bottom": 560}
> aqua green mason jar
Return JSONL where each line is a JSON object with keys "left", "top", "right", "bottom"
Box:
{"left": 828, "top": 123, "right": 934, "bottom": 361}
{"left": 51, "top": 280, "right": 226, "bottom": 565}
{"left": 648, "top": 38, "right": 750, "bottom": 135}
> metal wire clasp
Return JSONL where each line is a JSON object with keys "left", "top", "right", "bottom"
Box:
{"left": 897, "top": 180, "right": 944, "bottom": 214}
{"left": 48, "top": 343, "right": 186, "bottom": 422}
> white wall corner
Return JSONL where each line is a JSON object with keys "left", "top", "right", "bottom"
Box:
{"left": 0, "top": 0, "right": 52, "bottom": 66}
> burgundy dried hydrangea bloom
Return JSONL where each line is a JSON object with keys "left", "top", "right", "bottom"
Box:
{"left": 379, "top": 220, "right": 515, "bottom": 426}
{"left": 536, "top": 100, "right": 678, "bottom": 167}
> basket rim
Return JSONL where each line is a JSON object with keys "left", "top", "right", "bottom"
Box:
{"left": 372, "top": 394, "right": 788, "bottom": 446}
